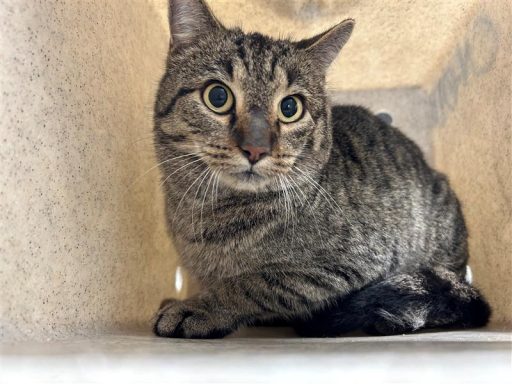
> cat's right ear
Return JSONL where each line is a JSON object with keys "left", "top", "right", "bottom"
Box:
{"left": 169, "top": 0, "right": 223, "bottom": 49}
{"left": 297, "top": 19, "right": 355, "bottom": 70}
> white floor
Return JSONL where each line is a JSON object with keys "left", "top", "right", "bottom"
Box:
{"left": 1, "top": 329, "right": 511, "bottom": 384}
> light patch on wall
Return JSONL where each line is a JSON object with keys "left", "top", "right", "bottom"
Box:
{"left": 175, "top": 266, "right": 184, "bottom": 293}
{"left": 465, "top": 265, "right": 473, "bottom": 285}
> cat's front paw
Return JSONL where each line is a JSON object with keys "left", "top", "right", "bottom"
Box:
{"left": 152, "top": 298, "right": 232, "bottom": 339}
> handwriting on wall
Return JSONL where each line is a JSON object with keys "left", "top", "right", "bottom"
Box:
{"left": 429, "top": 15, "right": 499, "bottom": 128}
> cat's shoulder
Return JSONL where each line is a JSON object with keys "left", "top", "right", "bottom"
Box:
{"left": 330, "top": 104, "right": 413, "bottom": 144}
{"left": 330, "top": 104, "right": 426, "bottom": 164}
{"left": 330, "top": 105, "right": 387, "bottom": 148}
{"left": 330, "top": 105, "right": 382, "bottom": 133}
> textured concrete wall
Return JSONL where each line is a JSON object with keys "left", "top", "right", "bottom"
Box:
{"left": 0, "top": 0, "right": 179, "bottom": 340}
{"left": 431, "top": 1, "right": 511, "bottom": 326}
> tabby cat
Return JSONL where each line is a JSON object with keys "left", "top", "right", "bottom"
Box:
{"left": 152, "top": 0, "right": 490, "bottom": 338}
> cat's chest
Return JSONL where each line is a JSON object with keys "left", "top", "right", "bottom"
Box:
{"left": 173, "top": 230, "right": 274, "bottom": 280}
{"left": 169, "top": 198, "right": 281, "bottom": 272}
{"left": 169, "top": 191, "right": 277, "bottom": 240}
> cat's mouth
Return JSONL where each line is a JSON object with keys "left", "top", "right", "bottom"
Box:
{"left": 217, "top": 166, "right": 275, "bottom": 192}
{"left": 210, "top": 155, "right": 293, "bottom": 192}
{"left": 234, "top": 169, "right": 263, "bottom": 182}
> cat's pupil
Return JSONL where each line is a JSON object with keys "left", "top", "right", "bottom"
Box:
{"left": 281, "top": 97, "right": 297, "bottom": 118}
{"left": 208, "top": 86, "right": 228, "bottom": 108}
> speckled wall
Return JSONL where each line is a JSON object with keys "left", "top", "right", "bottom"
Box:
{"left": 0, "top": 0, "right": 179, "bottom": 340}
{"left": 432, "top": 1, "right": 511, "bottom": 326}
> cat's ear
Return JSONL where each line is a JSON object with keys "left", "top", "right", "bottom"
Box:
{"left": 169, "top": 0, "right": 223, "bottom": 48}
{"left": 297, "top": 19, "right": 355, "bottom": 69}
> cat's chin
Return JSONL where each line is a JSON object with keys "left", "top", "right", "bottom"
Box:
{"left": 219, "top": 171, "right": 275, "bottom": 193}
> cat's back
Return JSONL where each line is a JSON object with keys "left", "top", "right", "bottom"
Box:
{"left": 329, "top": 105, "right": 468, "bottom": 275}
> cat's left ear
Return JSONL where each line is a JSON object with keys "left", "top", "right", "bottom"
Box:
{"left": 297, "top": 19, "right": 355, "bottom": 69}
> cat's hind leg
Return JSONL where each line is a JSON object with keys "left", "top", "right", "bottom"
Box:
{"left": 293, "top": 268, "right": 491, "bottom": 337}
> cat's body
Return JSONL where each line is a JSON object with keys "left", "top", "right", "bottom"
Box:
{"left": 152, "top": 0, "right": 490, "bottom": 338}
{"left": 164, "top": 105, "right": 466, "bottom": 286}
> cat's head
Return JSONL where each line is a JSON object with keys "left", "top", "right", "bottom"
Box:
{"left": 154, "top": 0, "right": 354, "bottom": 193}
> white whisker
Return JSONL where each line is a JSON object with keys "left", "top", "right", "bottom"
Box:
{"left": 159, "top": 156, "right": 204, "bottom": 189}
{"left": 286, "top": 173, "right": 307, "bottom": 206}
{"left": 173, "top": 167, "right": 209, "bottom": 228}
{"left": 199, "top": 170, "right": 216, "bottom": 243}
{"left": 289, "top": 168, "right": 329, "bottom": 248}
{"left": 293, "top": 166, "right": 343, "bottom": 213}
{"left": 128, "top": 152, "right": 199, "bottom": 191}
{"left": 278, "top": 174, "right": 291, "bottom": 231}
{"left": 210, "top": 170, "right": 220, "bottom": 217}
{"left": 191, "top": 169, "right": 212, "bottom": 241}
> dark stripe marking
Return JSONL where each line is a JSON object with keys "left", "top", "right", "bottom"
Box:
{"left": 156, "top": 88, "right": 195, "bottom": 118}
{"left": 261, "top": 273, "right": 311, "bottom": 307}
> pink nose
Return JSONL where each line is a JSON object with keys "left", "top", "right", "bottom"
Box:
{"left": 240, "top": 144, "right": 269, "bottom": 164}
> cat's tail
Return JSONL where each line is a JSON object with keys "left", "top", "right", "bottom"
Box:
{"left": 293, "top": 267, "right": 491, "bottom": 336}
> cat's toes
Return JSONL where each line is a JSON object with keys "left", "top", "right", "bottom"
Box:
{"left": 152, "top": 299, "right": 191, "bottom": 337}
{"left": 152, "top": 300, "right": 232, "bottom": 339}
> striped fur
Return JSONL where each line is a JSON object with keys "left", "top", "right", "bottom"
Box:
{"left": 152, "top": 0, "right": 490, "bottom": 338}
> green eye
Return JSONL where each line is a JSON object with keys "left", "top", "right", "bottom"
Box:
{"left": 203, "top": 83, "right": 234, "bottom": 114}
{"left": 278, "top": 95, "right": 303, "bottom": 123}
